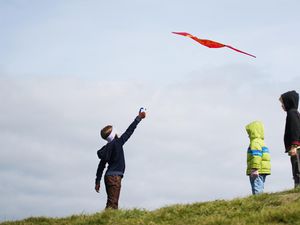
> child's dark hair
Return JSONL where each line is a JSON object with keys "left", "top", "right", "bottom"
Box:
{"left": 101, "top": 125, "right": 112, "bottom": 139}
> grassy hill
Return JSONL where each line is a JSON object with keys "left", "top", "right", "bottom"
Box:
{"left": 2, "top": 189, "right": 300, "bottom": 225}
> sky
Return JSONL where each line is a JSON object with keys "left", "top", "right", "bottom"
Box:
{"left": 1, "top": 0, "right": 300, "bottom": 222}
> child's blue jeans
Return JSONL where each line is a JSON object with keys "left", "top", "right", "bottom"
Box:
{"left": 249, "top": 174, "right": 267, "bottom": 195}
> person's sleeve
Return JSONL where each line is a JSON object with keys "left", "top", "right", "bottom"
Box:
{"left": 95, "top": 160, "right": 106, "bottom": 185}
{"left": 248, "top": 141, "right": 262, "bottom": 169}
{"left": 286, "top": 112, "right": 300, "bottom": 147}
{"left": 118, "top": 116, "right": 141, "bottom": 146}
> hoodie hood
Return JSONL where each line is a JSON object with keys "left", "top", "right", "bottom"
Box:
{"left": 281, "top": 90, "right": 299, "bottom": 111}
{"left": 246, "top": 121, "right": 264, "bottom": 141}
{"left": 97, "top": 141, "right": 115, "bottom": 161}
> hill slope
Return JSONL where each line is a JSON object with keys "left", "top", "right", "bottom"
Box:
{"left": 2, "top": 189, "right": 300, "bottom": 225}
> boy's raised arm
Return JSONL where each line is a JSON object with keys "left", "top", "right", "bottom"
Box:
{"left": 118, "top": 108, "right": 146, "bottom": 146}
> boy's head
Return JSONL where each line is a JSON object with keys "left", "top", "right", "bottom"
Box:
{"left": 101, "top": 125, "right": 115, "bottom": 142}
{"left": 245, "top": 121, "right": 264, "bottom": 140}
{"left": 280, "top": 90, "right": 299, "bottom": 112}
{"left": 279, "top": 97, "right": 286, "bottom": 111}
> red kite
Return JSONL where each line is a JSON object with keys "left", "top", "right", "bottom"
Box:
{"left": 172, "top": 32, "right": 256, "bottom": 58}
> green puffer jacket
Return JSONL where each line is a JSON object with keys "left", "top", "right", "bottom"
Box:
{"left": 246, "top": 121, "right": 271, "bottom": 175}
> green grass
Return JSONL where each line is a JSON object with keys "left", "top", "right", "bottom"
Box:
{"left": 2, "top": 189, "right": 300, "bottom": 225}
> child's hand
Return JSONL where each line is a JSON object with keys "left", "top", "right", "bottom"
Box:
{"left": 138, "top": 107, "right": 146, "bottom": 119}
{"left": 289, "top": 147, "right": 297, "bottom": 156}
{"left": 250, "top": 169, "right": 259, "bottom": 178}
{"left": 95, "top": 184, "right": 100, "bottom": 193}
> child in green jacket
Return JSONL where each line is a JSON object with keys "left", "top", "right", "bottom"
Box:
{"left": 246, "top": 121, "right": 271, "bottom": 195}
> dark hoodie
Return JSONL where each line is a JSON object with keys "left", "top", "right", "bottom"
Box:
{"left": 95, "top": 116, "right": 141, "bottom": 185}
{"left": 281, "top": 90, "right": 300, "bottom": 152}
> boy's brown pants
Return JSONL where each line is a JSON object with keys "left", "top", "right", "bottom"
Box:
{"left": 104, "top": 175, "right": 122, "bottom": 209}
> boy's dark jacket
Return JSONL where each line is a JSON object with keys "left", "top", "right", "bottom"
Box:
{"left": 281, "top": 90, "right": 300, "bottom": 152}
{"left": 95, "top": 117, "right": 141, "bottom": 185}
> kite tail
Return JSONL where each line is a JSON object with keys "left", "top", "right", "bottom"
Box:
{"left": 225, "top": 45, "right": 256, "bottom": 58}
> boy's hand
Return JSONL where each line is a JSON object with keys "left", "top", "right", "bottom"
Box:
{"left": 250, "top": 169, "right": 259, "bottom": 178}
{"left": 138, "top": 107, "right": 146, "bottom": 119}
{"left": 95, "top": 184, "right": 100, "bottom": 193}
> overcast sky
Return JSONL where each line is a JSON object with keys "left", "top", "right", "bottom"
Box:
{"left": 1, "top": 0, "right": 300, "bottom": 222}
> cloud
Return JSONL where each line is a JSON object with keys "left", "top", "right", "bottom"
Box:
{"left": 1, "top": 0, "right": 300, "bottom": 222}
{"left": 1, "top": 64, "right": 297, "bottom": 220}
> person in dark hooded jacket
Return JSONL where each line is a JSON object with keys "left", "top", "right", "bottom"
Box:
{"left": 279, "top": 90, "right": 300, "bottom": 187}
{"left": 95, "top": 108, "right": 146, "bottom": 209}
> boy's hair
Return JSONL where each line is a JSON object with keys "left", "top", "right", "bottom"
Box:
{"left": 101, "top": 125, "right": 112, "bottom": 140}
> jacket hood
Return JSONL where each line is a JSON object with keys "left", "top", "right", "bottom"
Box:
{"left": 281, "top": 90, "right": 299, "bottom": 111}
{"left": 246, "top": 121, "right": 264, "bottom": 140}
{"left": 97, "top": 141, "right": 115, "bottom": 160}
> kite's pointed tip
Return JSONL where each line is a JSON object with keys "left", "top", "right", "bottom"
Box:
{"left": 172, "top": 31, "right": 191, "bottom": 36}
